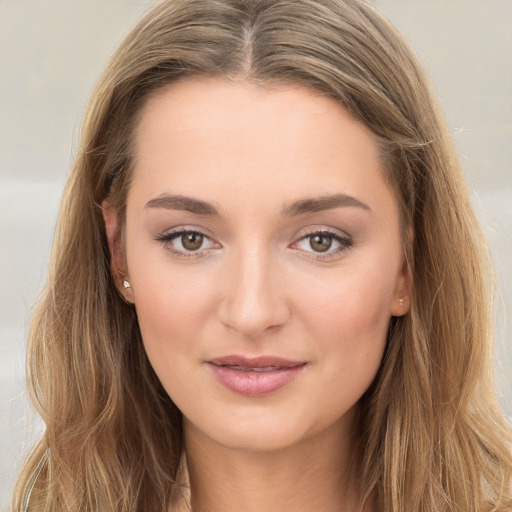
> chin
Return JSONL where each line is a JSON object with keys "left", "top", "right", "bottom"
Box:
{"left": 185, "top": 403, "right": 351, "bottom": 455}
{"left": 213, "top": 427, "right": 307, "bottom": 454}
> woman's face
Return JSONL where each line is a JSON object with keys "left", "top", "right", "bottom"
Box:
{"left": 109, "top": 78, "right": 410, "bottom": 452}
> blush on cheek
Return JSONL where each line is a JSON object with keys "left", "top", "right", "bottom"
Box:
{"left": 315, "top": 276, "right": 391, "bottom": 361}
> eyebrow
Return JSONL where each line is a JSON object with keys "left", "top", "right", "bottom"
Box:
{"left": 145, "top": 195, "right": 218, "bottom": 215}
{"left": 282, "top": 194, "right": 371, "bottom": 216}
{"left": 144, "top": 193, "right": 371, "bottom": 217}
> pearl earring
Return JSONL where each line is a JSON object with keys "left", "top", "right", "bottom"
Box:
{"left": 122, "top": 280, "right": 131, "bottom": 289}
{"left": 399, "top": 297, "right": 405, "bottom": 306}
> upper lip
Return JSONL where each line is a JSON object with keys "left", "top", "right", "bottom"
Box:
{"left": 207, "top": 355, "right": 306, "bottom": 369}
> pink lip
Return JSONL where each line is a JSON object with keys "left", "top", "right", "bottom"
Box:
{"left": 206, "top": 355, "right": 306, "bottom": 397}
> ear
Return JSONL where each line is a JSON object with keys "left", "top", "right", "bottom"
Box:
{"left": 390, "top": 252, "right": 413, "bottom": 317}
{"left": 102, "top": 201, "right": 134, "bottom": 303}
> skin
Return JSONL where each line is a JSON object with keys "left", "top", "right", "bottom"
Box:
{"left": 104, "top": 77, "right": 411, "bottom": 511}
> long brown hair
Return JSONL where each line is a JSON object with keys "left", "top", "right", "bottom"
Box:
{"left": 14, "top": 0, "right": 512, "bottom": 510}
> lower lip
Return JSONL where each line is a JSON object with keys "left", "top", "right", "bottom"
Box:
{"left": 207, "top": 363, "right": 305, "bottom": 397}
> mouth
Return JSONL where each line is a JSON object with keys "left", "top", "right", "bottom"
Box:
{"left": 219, "top": 365, "right": 292, "bottom": 372}
{"left": 206, "top": 355, "right": 307, "bottom": 396}
{"left": 208, "top": 355, "right": 306, "bottom": 369}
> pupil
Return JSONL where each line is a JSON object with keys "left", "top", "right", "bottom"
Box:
{"left": 182, "top": 233, "right": 203, "bottom": 251}
{"left": 310, "top": 234, "right": 332, "bottom": 252}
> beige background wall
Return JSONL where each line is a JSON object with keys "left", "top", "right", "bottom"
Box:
{"left": 1, "top": 0, "right": 511, "bottom": 507}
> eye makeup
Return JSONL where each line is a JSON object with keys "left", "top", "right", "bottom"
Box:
{"left": 154, "top": 224, "right": 353, "bottom": 262}
{"left": 292, "top": 230, "right": 353, "bottom": 261}
{"left": 154, "top": 228, "right": 220, "bottom": 259}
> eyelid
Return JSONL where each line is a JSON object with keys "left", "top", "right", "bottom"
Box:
{"left": 290, "top": 227, "right": 353, "bottom": 260}
{"left": 154, "top": 226, "right": 221, "bottom": 258}
{"left": 154, "top": 225, "right": 352, "bottom": 260}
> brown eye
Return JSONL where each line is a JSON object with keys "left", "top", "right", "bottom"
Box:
{"left": 181, "top": 232, "right": 204, "bottom": 251}
{"left": 309, "top": 234, "right": 332, "bottom": 252}
{"left": 155, "top": 229, "right": 218, "bottom": 257}
{"left": 293, "top": 230, "right": 352, "bottom": 259}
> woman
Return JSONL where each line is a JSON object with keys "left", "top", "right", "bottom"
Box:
{"left": 13, "top": 0, "right": 512, "bottom": 510}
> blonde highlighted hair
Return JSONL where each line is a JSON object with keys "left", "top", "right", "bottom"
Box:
{"left": 14, "top": 0, "right": 512, "bottom": 510}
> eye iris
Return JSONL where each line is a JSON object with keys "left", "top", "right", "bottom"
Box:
{"left": 181, "top": 232, "right": 203, "bottom": 251}
{"left": 309, "top": 234, "right": 332, "bottom": 252}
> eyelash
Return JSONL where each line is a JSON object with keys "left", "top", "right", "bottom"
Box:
{"left": 154, "top": 229, "right": 218, "bottom": 259}
{"left": 292, "top": 230, "right": 353, "bottom": 260}
{"left": 154, "top": 228, "right": 353, "bottom": 260}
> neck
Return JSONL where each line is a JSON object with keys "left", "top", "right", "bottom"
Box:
{"left": 181, "top": 415, "right": 362, "bottom": 512}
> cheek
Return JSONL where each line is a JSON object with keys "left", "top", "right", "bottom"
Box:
{"left": 299, "top": 259, "right": 396, "bottom": 383}
{"left": 129, "top": 264, "right": 218, "bottom": 412}
{"left": 128, "top": 252, "right": 217, "bottom": 359}
{"left": 312, "top": 290, "right": 389, "bottom": 425}
{"left": 305, "top": 261, "right": 395, "bottom": 336}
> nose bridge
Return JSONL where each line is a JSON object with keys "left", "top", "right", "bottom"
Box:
{"left": 219, "top": 240, "right": 289, "bottom": 338}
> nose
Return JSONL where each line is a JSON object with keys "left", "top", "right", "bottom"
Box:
{"left": 217, "top": 245, "right": 290, "bottom": 339}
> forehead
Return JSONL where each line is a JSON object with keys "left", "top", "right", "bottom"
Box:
{"left": 134, "top": 77, "right": 377, "bottom": 161}
{"left": 129, "top": 77, "right": 396, "bottom": 220}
